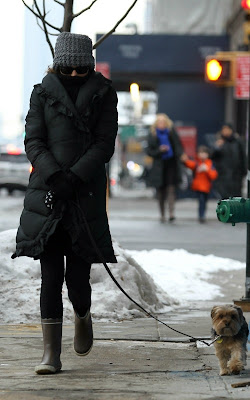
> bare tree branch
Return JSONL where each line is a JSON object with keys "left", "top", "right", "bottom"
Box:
{"left": 43, "top": 20, "right": 61, "bottom": 32}
{"left": 93, "top": 0, "right": 138, "bottom": 49}
{"left": 22, "top": 0, "right": 40, "bottom": 18}
{"left": 54, "top": 0, "right": 65, "bottom": 6}
{"left": 33, "top": 0, "right": 55, "bottom": 57}
{"left": 73, "top": 0, "right": 98, "bottom": 18}
{"left": 36, "top": 16, "right": 60, "bottom": 36}
{"left": 23, "top": 0, "right": 139, "bottom": 56}
{"left": 22, "top": 0, "right": 61, "bottom": 32}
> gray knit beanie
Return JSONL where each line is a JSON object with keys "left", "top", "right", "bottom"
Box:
{"left": 53, "top": 32, "right": 95, "bottom": 69}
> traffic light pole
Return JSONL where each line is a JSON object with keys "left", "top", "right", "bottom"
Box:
{"left": 216, "top": 98, "right": 250, "bottom": 310}
{"left": 245, "top": 98, "right": 250, "bottom": 299}
{"left": 233, "top": 98, "right": 250, "bottom": 310}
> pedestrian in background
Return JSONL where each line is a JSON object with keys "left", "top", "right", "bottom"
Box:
{"left": 181, "top": 146, "right": 218, "bottom": 223}
{"left": 12, "top": 32, "right": 118, "bottom": 374}
{"left": 211, "top": 123, "right": 247, "bottom": 199}
{"left": 146, "top": 113, "right": 184, "bottom": 223}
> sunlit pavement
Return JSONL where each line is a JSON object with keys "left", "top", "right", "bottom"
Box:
{"left": 0, "top": 313, "right": 250, "bottom": 400}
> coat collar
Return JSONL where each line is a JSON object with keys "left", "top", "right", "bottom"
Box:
{"left": 40, "top": 71, "right": 111, "bottom": 120}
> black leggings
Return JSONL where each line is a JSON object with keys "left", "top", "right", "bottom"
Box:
{"left": 40, "top": 225, "right": 92, "bottom": 319}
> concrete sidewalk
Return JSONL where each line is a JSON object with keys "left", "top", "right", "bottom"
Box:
{"left": 0, "top": 306, "right": 250, "bottom": 400}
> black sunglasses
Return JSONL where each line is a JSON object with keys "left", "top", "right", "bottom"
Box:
{"left": 60, "top": 66, "right": 89, "bottom": 75}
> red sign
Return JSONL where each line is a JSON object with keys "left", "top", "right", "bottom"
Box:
{"left": 235, "top": 55, "right": 250, "bottom": 100}
{"left": 241, "top": 0, "right": 250, "bottom": 10}
{"left": 175, "top": 126, "right": 197, "bottom": 158}
{"left": 96, "top": 62, "right": 110, "bottom": 79}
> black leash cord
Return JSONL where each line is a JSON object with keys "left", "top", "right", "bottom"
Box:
{"left": 72, "top": 198, "right": 218, "bottom": 347}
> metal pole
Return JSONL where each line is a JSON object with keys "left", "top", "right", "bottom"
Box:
{"left": 246, "top": 98, "right": 250, "bottom": 298}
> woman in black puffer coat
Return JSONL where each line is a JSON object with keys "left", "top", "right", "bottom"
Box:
{"left": 12, "top": 33, "right": 118, "bottom": 375}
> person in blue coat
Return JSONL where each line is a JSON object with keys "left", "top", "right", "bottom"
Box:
{"left": 146, "top": 113, "right": 184, "bottom": 222}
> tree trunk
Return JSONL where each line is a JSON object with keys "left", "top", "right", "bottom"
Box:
{"left": 62, "top": 0, "right": 73, "bottom": 32}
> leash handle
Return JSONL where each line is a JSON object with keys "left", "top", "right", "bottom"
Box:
{"left": 72, "top": 197, "right": 215, "bottom": 347}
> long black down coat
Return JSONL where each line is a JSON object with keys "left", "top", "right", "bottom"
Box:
{"left": 146, "top": 128, "right": 183, "bottom": 189}
{"left": 12, "top": 71, "right": 118, "bottom": 263}
{"left": 211, "top": 134, "right": 247, "bottom": 198}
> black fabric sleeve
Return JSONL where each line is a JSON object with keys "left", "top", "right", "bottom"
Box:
{"left": 24, "top": 88, "right": 61, "bottom": 184}
{"left": 171, "top": 127, "right": 184, "bottom": 158}
{"left": 238, "top": 138, "right": 247, "bottom": 176}
{"left": 146, "top": 134, "right": 162, "bottom": 159}
{"left": 70, "top": 86, "right": 118, "bottom": 183}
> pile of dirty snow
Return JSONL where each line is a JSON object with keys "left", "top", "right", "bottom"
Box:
{"left": 0, "top": 230, "right": 244, "bottom": 324}
{"left": 0, "top": 229, "right": 175, "bottom": 324}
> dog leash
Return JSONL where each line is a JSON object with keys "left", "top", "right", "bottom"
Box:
{"left": 71, "top": 196, "right": 221, "bottom": 347}
{"left": 45, "top": 190, "right": 220, "bottom": 346}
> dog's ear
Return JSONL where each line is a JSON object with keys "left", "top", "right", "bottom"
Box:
{"left": 211, "top": 306, "right": 219, "bottom": 319}
{"left": 232, "top": 305, "right": 244, "bottom": 324}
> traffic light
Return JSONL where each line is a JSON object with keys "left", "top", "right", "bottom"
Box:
{"left": 205, "top": 53, "right": 236, "bottom": 86}
{"left": 242, "top": 0, "right": 250, "bottom": 45}
{"left": 242, "top": 0, "right": 250, "bottom": 10}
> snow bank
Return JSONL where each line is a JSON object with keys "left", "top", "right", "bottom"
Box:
{"left": 128, "top": 249, "right": 244, "bottom": 302}
{"left": 0, "top": 230, "right": 174, "bottom": 324}
{"left": 0, "top": 230, "right": 244, "bottom": 324}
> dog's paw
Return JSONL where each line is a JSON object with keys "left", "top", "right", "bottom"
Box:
{"left": 228, "top": 359, "right": 244, "bottom": 375}
{"left": 220, "top": 368, "right": 230, "bottom": 376}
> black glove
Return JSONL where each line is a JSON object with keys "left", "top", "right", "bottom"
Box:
{"left": 67, "top": 171, "right": 82, "bottom": 188}
{"left": 67, "top": 171, "right": 91, "bottom": 197}
{"left": 47, "top": 171, "right": 75, "bottom": 200}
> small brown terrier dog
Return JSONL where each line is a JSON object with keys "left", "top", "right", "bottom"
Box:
{"left": 211, "top": 304, "right": 249, "bottom": 376}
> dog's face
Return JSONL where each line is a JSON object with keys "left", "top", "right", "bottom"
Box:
{"left": 211, "top": 305, "right": 244, "bottom": 337}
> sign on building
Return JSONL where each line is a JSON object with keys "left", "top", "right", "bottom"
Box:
{"left": 234, "top": 55, "right": 250, "bottom": 100}
{"left": 175, "top": 126, "right": 197, "bottom": 158}
{"left": 96, "top": 62, "right": 110, "bottom": 79}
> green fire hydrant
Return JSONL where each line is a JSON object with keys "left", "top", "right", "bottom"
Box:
{"left": 216, "top": 196, "right": 250, "bottom": 306}
{"left": 216, "top": 197, "right": 250, "bottom": 226}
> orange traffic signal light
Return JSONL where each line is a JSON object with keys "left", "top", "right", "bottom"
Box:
{"left": 206, "top": 59, "right": 223, "bottom": 81}
{"left": 205, "top": 54, "right": 236, "bottom": 86}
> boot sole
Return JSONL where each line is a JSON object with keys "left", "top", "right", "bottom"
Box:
{"left": 74, "top": 343, "right": 93, "bottom": 356}
{"left": 35, "top": 364, "right": 62, "bottom": 374}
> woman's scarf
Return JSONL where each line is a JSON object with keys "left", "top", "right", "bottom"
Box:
{"left": 156, "top": 128, "right": 174, "bottom": 160}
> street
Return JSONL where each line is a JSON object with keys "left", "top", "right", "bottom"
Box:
{"left": 0, "top": 191, "right": 246, "bottom": 262}
{"left": 109, "top": 195, "right": 246, "bottom": 262}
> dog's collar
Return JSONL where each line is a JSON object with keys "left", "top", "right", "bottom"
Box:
{"left": 211, "top": 328, "right": 223, "bottom": 344}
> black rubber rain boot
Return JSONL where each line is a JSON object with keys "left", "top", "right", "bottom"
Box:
{"left": 35, "top": 318, "right": 62, "bottom": 374}
{"left": 74, "top": 310, "right": 93, "bottom": 356}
